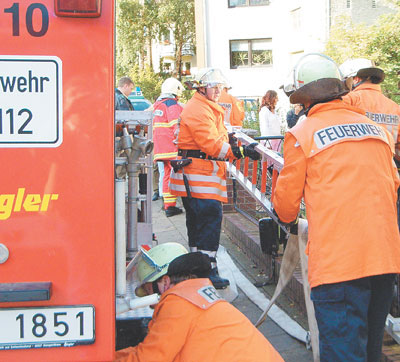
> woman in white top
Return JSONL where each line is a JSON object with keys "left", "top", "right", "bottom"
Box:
{"left": 258, "top": 90, "right": 281, "bottom": 152}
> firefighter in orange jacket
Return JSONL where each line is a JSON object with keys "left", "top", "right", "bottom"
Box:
{"left": 218, "top": 87, "right": 245, "bottom": 127}
{"left": 153, "top": 78, "right": 185, "bottom": 217}
{"left": 114, "top": 251, "right": 284, "bottom": 362}
{"left": 169, "top": 68, "right": 260, "bottom": 289}
{"left": 340, "top": 58, "right": 400, "bottom": 161}
{"left": 273, "top": 54, "right": 400, "bottom": 362}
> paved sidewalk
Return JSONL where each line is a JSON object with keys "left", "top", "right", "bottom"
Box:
{"left": 152, "top": 199, "right": 313, "bottom": 362}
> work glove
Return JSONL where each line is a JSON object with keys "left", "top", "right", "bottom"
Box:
{"left": 228, "top": 132, "right": 238, "bottom": 147}
{"left": 231, "top": 143, "right": 260, "bottom": 161}
{"left": 273, "top": 209, "right": 299, "bottom": 235}
{"left": 243, "top": 143, "right": 261, "bottom": 160}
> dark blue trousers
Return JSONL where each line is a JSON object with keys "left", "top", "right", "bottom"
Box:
{"left": 181, "top": 197, "right": 222, "bottom": 251}
{"left": 311, "top": 274, "right": 395, "bottom": 362}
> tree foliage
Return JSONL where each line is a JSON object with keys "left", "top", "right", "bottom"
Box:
{"left": 115, "top": 0, "right": 196, "bottom": 101}
{"left": 128, "top": 64, "right": 163, "bottom": 102}
{"left": 158, "top": 0, "right": 196, "bottom": 80}
{"left": 370, "top": 12, "right": 400, "bottom": 101}
{"left": 116, "top": 0, "right": 142, "bottom": 77}
{"left": 325, "top": 8, "right": 400, "bottom": 102}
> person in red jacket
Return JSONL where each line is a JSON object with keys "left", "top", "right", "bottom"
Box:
{"left": 114, "top": 251, "right": 284, "bottom": 362}
{"left": 273, "top": 54, "right": 400, "bottom": 361}
{"left": 170, "top": 68, "right": 260, "bottom": 289}
{"left": 153, "top": 78, "right": 185, "bottom": 217}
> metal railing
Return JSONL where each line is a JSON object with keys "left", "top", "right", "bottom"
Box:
{"left": 231, "top": 135, "right": 306, "bottom": 222}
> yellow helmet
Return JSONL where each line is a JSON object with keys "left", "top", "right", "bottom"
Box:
{"left": 137, "top": 242, "right": 188, "bottom": 284}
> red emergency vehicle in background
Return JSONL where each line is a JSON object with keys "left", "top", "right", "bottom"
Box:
{"left": 1, "top": 1, "right": 116, "bottom": 361}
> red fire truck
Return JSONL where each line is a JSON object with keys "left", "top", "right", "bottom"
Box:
{"left": 1, "top": 1, "right": 116, "bottom": 360}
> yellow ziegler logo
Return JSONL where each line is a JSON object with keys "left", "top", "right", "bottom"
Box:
{"left": 0, "top": 188, "right": 59, "bottom": 220}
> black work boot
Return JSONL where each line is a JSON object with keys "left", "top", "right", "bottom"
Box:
{"left": 209, "top": 267, "right": 230, "bottom": 289}
{"left": 165, "top": 206, "right": 183, "bottom": 217}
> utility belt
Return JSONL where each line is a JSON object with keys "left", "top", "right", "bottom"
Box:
{"left": 178, "top": 149, "right": 220, "bottom": 161}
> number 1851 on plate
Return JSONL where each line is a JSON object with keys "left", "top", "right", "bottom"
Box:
{"left": 0, "top": 305, "right": 95, "bottom": 350}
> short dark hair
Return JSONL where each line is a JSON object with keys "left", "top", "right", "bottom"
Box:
{"left": 118, "top": 76, "right": 134, "bottom": 88}
{"left": 167, "top": 252, "right": 211, "bottom": 279}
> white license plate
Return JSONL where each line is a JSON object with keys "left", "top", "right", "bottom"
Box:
{"left": 0, "top": 305, "right": 95, "bottom": 350}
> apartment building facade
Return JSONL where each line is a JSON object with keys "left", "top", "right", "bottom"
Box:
{"left": 194, "top": 0, "right": 395, "bottom": 99}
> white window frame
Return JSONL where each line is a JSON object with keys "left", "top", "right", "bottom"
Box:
{"left": 230, "top": 39, "right": 273, "bottom": 69}
{"left": 228, "top": 0, "right": 270, "bottom": 8}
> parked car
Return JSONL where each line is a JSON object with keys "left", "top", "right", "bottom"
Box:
{"left": 128, "top": 87, "right": 152, "bottom": 110}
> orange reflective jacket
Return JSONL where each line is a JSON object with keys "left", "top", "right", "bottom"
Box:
{"left": 170, "top": 92, "right": 234, "bottom": 202}
{"left": 152, "top": 97, "right": 182, "bottom": 161}
{"left": 274, "top": 100, "right": 400, "bottom": 288}
{"left": 113, "top": 279, "right": 283, "bottom": 362}
{"left": 218, "top": 89, "right": 245, "bottom": 126}
{"left": 342, "top": 83, "right": 400, "bottom": 159}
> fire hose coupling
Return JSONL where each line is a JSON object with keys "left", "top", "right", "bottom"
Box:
{"left": 120, "top": 125, "right": 133, "bottom": 150}
{"left": 132, "top": 135, "right": 154, "bottom": 156}
{"left": 231, "top": 142, "right": 261, "bottom": 161}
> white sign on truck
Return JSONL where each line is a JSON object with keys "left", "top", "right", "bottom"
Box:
{"left": 0, "top": 55, "right": 62, "bottom": 148}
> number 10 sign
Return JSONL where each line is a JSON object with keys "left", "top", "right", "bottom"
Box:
{"left": 0, "top": 56, "right": 62, "bottom": 148}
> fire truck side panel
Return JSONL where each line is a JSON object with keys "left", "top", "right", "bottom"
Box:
{"left": 0, "top": 1, "right": 115, "bottom": 361}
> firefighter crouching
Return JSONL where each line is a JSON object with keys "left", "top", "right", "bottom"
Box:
{"left": 169, "top": 68, "right": 260, "bottom": 289}
{"left": 273, "top": 53, "right": 400, "bottom": 361}
{"left": 152, "top": 78, "right": 185, "bottom": 217}
{"left": 114, "top": 244, "right": 284, "bottom": 362}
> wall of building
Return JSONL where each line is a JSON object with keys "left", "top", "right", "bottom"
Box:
{"left": 195, "top": 0, "right": 395, "bottom": 102}
{"left": 195, "top": 0, "right": 329, "bottom": 101}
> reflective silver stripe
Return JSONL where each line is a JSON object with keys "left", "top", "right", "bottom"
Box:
{"left": 170, "top": 184, "right": 227, "bottom": 198}
{"left": 171, "top": 173, "right": 226, "bottom": 186}
{"left": 211, "top": 160, "right": 219, "bottom": 177}
{"left": 217, "top": 142, "right": 230, "bottom": 159}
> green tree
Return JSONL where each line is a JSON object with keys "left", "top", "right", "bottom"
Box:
{"left": 325, "top": 10, "right": 400, "bottom": 102}
{"left": 116, "top": 0, "right": 159, "bottom": 76}
{"left": 369, "top": 12, "right": 400, "bottom": 101}
{"left": 116, "top": 0, "right": 143, "bottom": 77}
{"left": 158, "top": 0, "right": 196, "bottom": 80}
{"left": 129, "top": 64, "right": 163, "bottom": 102}
{"left": 325, "top": 16, "right": 373, "bottom": 64}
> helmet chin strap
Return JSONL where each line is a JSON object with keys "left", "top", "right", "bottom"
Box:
{"left": 198, "top": 87, "right": 214, "bottom": 102}
{"left": 303, "top": 95, "right": 346, "bottom": 116}
{"left": 352, "top": 79, "right": 366, "bottom": 90}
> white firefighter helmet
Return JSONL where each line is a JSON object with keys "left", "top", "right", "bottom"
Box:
{"left": 161, "top": 77, "right": 185, "bottom": 97}
{"left": 339, "top": 58, "right": 385, "bottom": 83}
{"left": 137, "top": 242, "right": 188, "bottom": 284}
{"left": 289, "top": 53, "right": 350, "bottom": 105}
{"left": 186, "top": 68, "right": 229, "bottom": 89}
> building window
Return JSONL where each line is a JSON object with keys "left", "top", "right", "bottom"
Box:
{"left": 346, "top": 0, "right": 351, "bottom": 8}
{"left": 230, "top": 39, "right": 272, "bottom": 68}
{"left": 228, "top": 0, "right": 269, "bottom": 8}
{"left": 372, "top": 0, "right": 377, "bottom": 8}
